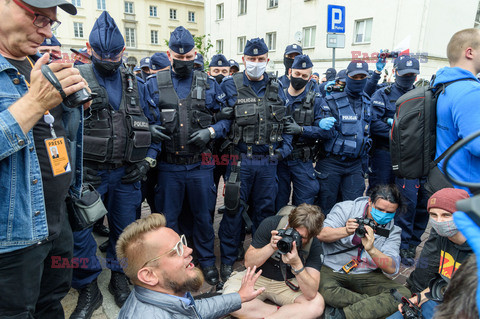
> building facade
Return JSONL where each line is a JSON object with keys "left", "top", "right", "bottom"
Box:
{"left": 55, "top": 0, "right": 204, "bottom": 65}
{"left": 205, "top": 0, "right": 480, "bottom": 80}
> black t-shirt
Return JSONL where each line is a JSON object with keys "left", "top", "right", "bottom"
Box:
{"left": 251, "top": 215, "right": 324, "bottom": 281}
{"left": 436, "top": 236, "right": 472, "bottom": 280}
{"left": 7, "top": 56, "right": 72, "bottom": 238}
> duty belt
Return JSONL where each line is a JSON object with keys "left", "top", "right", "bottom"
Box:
{"left": 84, "top": 161, "right": 125, "bottom": 170}
{"left": 328, "top": 154, "right": 361, "bottom": 162}
{"left": 160, "top": 153, "right": 203, "bottom": 165}
{"left": 286, "top": 146, "right": 313, "bottom": 162}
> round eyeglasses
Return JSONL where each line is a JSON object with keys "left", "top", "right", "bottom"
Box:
{"left": 141, "top": 234, "right": 188, "bottom": 268}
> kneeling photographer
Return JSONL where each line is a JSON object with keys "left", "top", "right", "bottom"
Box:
{"left": 223, "top": 204, "right": 326, "bottom": 319}
{"left": 318, "top": 184, "right": 411, "bottom": 319}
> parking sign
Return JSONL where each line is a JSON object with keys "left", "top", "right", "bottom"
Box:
{"left": 327, "top": 5, "right": 345, "bottom": 33}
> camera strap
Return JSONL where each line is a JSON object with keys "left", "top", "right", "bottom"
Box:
{"left": 280, "top": 260, "right": 300, "bottom": 292}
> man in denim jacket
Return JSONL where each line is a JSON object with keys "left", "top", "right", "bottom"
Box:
{"left": 0, "top": 0, "right": 90, "bottom": 318}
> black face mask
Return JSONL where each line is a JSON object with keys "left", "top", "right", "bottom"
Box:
{"left": 214, "top": 74, "right": 225, "bottom": 84}
{"left": 290, "top": 76, "right": 309, "bottom": 90}
{"left": 141, "top": 70, "right": 151, "bottom": 81}
{"left": 173, "top": 59, "right": 194, "bottom": 78}
{"left": 284, "top": 57, "right": 294, "bottom": 75}
{"left": 92, "top": 56, "right": 122, "bottom": 77}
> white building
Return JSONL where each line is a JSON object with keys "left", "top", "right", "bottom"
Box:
{"left": 205, "top": 0, "right": 480, "bottom": 80}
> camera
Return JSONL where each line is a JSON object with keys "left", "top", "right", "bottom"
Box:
{"left": 390, "top": 289, "right": 422, "bottom": 319}
{"left": 277, "top": 228, "right": 302, "bottom": 255}
{"left": 326, "top": 85, "right": 344, "bottom": 93}
{"left": 354, "top": 217, "right": 390, "bottom": 238}
{"left": 426, "top": 274, "right": 448, "bottom": 302}
{"left": 379, "top": 50, "right": 400, "bottom": 59}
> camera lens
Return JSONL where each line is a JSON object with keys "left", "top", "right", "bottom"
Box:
{"left": 277, "top": 238, "right": 292, "bottom": 255}
{"left": 63, "top": 88, "right": 94, "bottom": 108}
{"left": 355, "top": 225, "right": 366, "bottom": 238}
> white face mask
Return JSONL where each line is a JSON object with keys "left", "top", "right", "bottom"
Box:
{"left": 245, "top": 61, "right": 267, "bottom": 80}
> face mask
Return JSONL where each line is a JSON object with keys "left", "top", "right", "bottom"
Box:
{"left": 430, "top": 218, "right": 459, "bottom": 237}
{"left": 284, "top": 57, "right": 294, "bottom": 74}
{"left": 371, "top": 206, "right": 395, "bottom": 225}
{"left": 173, "top": 59, "right": 194, "bottom": 78}
{"left": 290, "top": 76, "right": 309, "bottom": 90}
{"left": 213, "top": 74, "right": 225, "bottom": 84}
{"left": 395, "top": 74, "right": 417, "bottom": 90}
{"left": 245, "top": 61, "right": 267, "bottom": 80}
{"left": 345, "top": 77, "right": 367, "bottom": 95}
{"left": 92, "top": 56, "right": 122, "bottom": 76}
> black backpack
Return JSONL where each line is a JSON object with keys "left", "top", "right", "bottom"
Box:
{"left": 389, "top": 79, "right": 471, "bottom": 179}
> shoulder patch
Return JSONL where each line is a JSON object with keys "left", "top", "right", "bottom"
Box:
{"left": 372, "top": 100, "right": 385, "bottom": 106}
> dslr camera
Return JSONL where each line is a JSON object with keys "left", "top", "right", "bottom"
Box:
{"left": 379, "top": 50, "right": 400, "bottom": 59}
{"left": 390, "top": 289, "right": 422, "bottom": 319}
{"left": 326, "top": 84, "right": 344, "bottom": 93}
{"left": 354, "top": 217, "right": 390, "bottom": 238}
{"left": 277, "top": 228, "right": 302, "bottom": 255}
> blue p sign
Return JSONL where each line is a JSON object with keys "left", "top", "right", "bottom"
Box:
{"left": 327, "top": 5, "right": 345, "bottom": 33}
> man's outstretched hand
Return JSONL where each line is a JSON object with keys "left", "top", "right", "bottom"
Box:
{"left": 237, "top": 266, "right": 265, "bottom": 303}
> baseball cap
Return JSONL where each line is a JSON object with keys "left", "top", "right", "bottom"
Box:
{"left": 23, "top": 0, "right": 77, "bottom": 15}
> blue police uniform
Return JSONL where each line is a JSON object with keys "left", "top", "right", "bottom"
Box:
{"left": 315, "top": 61, "right": 372, "bottom": 214}
{"left": 194, "top": 52, "right": 204, "bottom": 71}
{"left": 370, "top": 57, "right": 428, "bottom": 257}
{"left": 218, "top": 38, "right": 293, "bottom": 269}
{"left": 276, "top": 55, "right": 335, "bottom": 210}
{"left": 279, "top": 44, "right": 302, "bottom": 89}
{"left": 144, "top": 26, "right": 229, "bottom": 285}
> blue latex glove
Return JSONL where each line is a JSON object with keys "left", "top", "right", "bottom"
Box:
{"left": 453, "top": 211, "right": 480, "bottom": 310}
{"left": 319, "top": 117, "right": 336, "bottom": 130}
{"left": 376, "top": 50, "right": 386, "bottom": 72}
{"left": 387, "top": 118, "right": 393, "bottom": 126}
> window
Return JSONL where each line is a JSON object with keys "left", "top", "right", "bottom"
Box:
{"left": 302, "top": 26, "right": 316, "bottom": 48}
{"left": 124, "top": 1, "right": 134, "bottom": 14}
{"left": 73, "top": 22, "right": 83, "bottom": 38}
{"left": 237, "top": 36, "right": 246, "bottom": 54}
{"left": 71, "top": 0, "right": 81, "bottom": 7}
{"left": 216, "top": 39, "right": 224, "bottom": 54}
{"left": 239, "top": 0, "right": 247, "bottom": 15}
{"left": 354, "top": 18, "right": 373, "bottom": 44}
{"left": 188, "top": 11, "right": 195, "bottom": 22}
{"left": 216, "top": 3, "right": 224, "bottom": 20}
{"left": 149, "top": 6, "right": 157, "bottom": 17}
{"left": 151, "top": 30, "right": 158, "bottom": 45}
{"left": 266, "top": 32, "right": 276, "bottom": 51}
{"left": 97, "top": 0, "right": 105, "bottom": 10}
{"left": 170, "top": 9, "right": 177, "bottom": 20}
{"left": 125, "top": 28, "right": 136, "bottom": 48}
{"left": 267, "top": 0, "right": 278, "bottom": 8}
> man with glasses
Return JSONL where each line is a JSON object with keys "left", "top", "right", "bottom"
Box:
{"left": 116, "top": 214, "right": 265, "bottom": 318}
{"left": 0, "top": 0, "right": 89, "bottom": 318}
{"left": 70, "top": 11, "right": 154, "bottom": 318}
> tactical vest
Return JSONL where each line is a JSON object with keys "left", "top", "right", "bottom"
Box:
{"left": 229, "top": 73, "right": 285, "bottom": 150}
{"left": 78, "top": 65, "right": 151, "bottom": 164}
{"left": 324, "top": 92, "right": 372, "bottom": 159}
{"left": 155, "top": 70, "right": 213, "bottom": 159}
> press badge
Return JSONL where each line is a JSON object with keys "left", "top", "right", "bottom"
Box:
{"left": 44, "top": 137, "right": 71, "bottom": 176}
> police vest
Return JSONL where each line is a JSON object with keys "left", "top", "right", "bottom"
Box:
{"left": 324, "top": 92, "right": 372, "bottom": 159}
{"left": 155, "top": 70, "right": 213, "bottom": 159}
{"left": 230, "top": 73, "right": 285, "bottom": 148}
{"left": 78, "top": 65, "right": 151, "bottom": 164}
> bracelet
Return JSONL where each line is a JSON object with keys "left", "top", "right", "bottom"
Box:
{"left": 291, "top": 266, "right": 305, "bottom": 275}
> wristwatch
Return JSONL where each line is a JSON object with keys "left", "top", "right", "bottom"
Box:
{"left": 208, "top": 126, "right": 216, "bottom": 139}
{"left": 144, "top": 157, "right": 157, "bottom": 168}
{"left": 291, "top": 265, "right": 305, "bottom": 275}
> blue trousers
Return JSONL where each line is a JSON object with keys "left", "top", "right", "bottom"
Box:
{"left": 276, "top": 159, "right": 319, "bottom": 210}
{"left": 155, "top": 165, "right": 217, "bottom": 268}
{"left": 72, "top": 166, "right": 141, "bottom": 289}
{"left": 315, "top": 156, "right": 366, "bottom": 215}
{"left": 368, "top": 148, "right": 395, "bottom": 192}
{"left": 219, "top": 157, "right": 278, "bottom": 265}
{"left": 387, "top": 300, "right": 439, "bottom": 319}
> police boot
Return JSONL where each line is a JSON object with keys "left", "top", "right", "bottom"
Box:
{"left": 98, "top": 239, "right": 109, "bottom": 253}
{"left": 220, "top": 263, "right": 234, "bottom": 282}
{"left": 92, "top": 219, "right": 110, "bottom": 237}
{"left": 70, "top": 279, "right": 103, "bottom": 319}
{"left": 109, "top": 271, "right": 131, "bottom": 308}
{"left": 201, "top": 265, "right": 219, "bottom": 286}
{"left": 236, "top": 241, "right": 245, "bottom": 261}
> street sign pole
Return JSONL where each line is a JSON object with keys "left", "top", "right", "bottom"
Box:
{"left": 332, "top": 47, "right": 336, "bottom": 68}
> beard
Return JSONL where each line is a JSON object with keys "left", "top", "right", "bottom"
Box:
{"left": 163, "top": 267, "right": 204, "bottom": 295}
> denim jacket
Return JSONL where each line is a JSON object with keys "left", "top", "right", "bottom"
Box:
{"left": 0, "top": 54, "right": 83, "bottom": 254}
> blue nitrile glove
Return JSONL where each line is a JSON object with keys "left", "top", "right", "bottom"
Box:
{"left": 387, "top": 118, "right": 393, "bottom": 126}
{"left": 319, "top": 117, "right": 336, "bottom": 130}
{"left": 376, "top": 50, "right": 386, "bottom": 72}
{"left": 453, "top": 211, "right": 480, "bottom": 310}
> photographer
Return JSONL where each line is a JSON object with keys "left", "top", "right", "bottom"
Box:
{"left": 318, "top": 184, "right": 410, "bottom": 319}
{"left": 223, "top": 204, "right": 325, "bottom": 319}
{"left": 388, "top": 188, "right": 472, "bottom": 319}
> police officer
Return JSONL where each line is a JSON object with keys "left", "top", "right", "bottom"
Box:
{"left": 370, "top": 56, "right": 429, "bottom": 265}
{"left": 229, "top": 59, "right": 240, "bottom": 74}
{"left": 364, "top": 51, "right": 388, "bottom": 96}
{"left": 315, "top": 60, "right": 372, "bottom": 215}
{"left": 71, "top": 12, "right": 154, "bottom": 317}
{"left": 318, "top": 67, "right": 337, "bottom": 97}
{"left": 139, "top": 56, "right": 151, "bottom": 82}
{"left": 276, "top": 55, "right": 336, "bottom": 209}
{"left": 218, "top": 37, "right": 293, "bottom": 282}
{"left": 324, "top": 69, "right": 347, "bottom": 97}
{"left": 145, "top": 26, "right": 230, "bottom": 286}
{"left": 278, "top": 43, "right": 303, "bottom": 88}
{"left": 38, "top": 34, "right": 62, "bottom": 57}
{"left": 194, "top": 52, "right": 204, "bottom": 71}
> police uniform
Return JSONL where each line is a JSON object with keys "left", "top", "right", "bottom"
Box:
{"left": 370, "top": 56, "right": 429, "bottom": 261}
{"left": 194, "top": 52, "right": 204, "bottom": 71}
{"left": 71, "top": 11, "right": 153, "bottom": 312}
{"left": 144, "top": 26, "right": 229, "bottom": 286}
{"left": 218, "top": 38, "right": 293, "bottom": 278}
{"left": 276, "top": 55, "right": 335, "bottom": 209}
{"left": 315, "top": 61, "right": 372, "bottom": 215}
